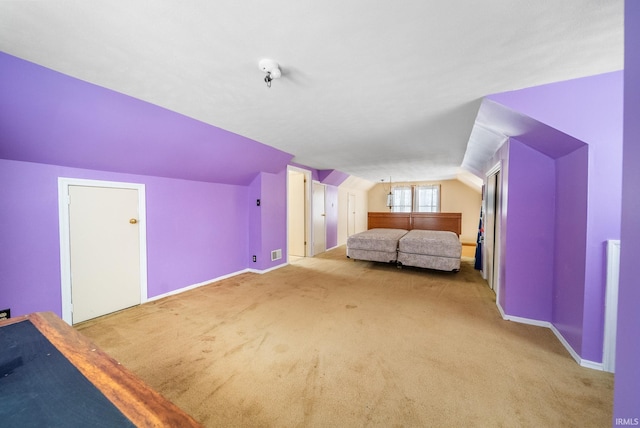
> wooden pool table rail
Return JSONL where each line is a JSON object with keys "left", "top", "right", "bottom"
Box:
{"left": 1, "top": 312, "right": 201, "bottom": 427}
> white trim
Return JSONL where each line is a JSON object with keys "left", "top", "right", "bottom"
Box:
{"left": 501, "top": 312, "right": 605, "bottom": 371}
{"left": 57, "top": 177, "right": 148, "bottom": 325}
{"left": 580, "top": 359, "right": 604, "bottom": 371}
{"left": 58, "top": 183, "right": 72, "bottom": 324}
{"left": 504, "top": 315, "right": 581, "bottom": 364}
{"left": 549, "top": 323, "right": 603, "bottom": 371}
{"left": 486, "top": 161, "right": 501, "bottom": 177}
{"left": 130, "top": 262, "right": 289, "bottom": 304}
{"left": 503, "top": 313, "right": 551, "bottom": 328}
{"left": 603, "top": 239, "right": 620, "bottom": 373}
{"left": 247, "top": 261, "right": 288, "bottom": 275}
{"left": 496, "top": 301, "right": 507, "bottom": 319}
{"left": 147, "top": 269, "right": 251, "bottom": 302}
{"left": 494, "top": 168, "right": 501, "bottom": 306}
{"left": 483, "top": 162, "right": 502, "bottom": 305}
{"left": 547, "top": 322, "right": 583, "bottom": 365}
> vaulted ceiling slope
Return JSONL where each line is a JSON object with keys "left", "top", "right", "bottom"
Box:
{"left": 463, "top": 71, "right": 623, "bottom": 177}
{"left": 0, "top": 1, "right": 624, "bottom": 184}
{"left": 0, "top": 52, "right": 293, "bottom": 186}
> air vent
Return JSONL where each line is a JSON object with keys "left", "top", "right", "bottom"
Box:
{"left": 271, "top": 249, "right": 282, "bottom": 261}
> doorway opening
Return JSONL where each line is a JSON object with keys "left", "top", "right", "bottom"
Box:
{"left": 287, "top": 167, "right": 312, "bottom": 262}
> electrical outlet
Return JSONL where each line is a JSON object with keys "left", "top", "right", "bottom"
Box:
{"left": 256, "top": 199, "right": 261, "bottom": 206}
{"left": 252, "top": 255, "right": 257, "bottom": 262}
{"left": 0, "top": 308, "right": 10, "bottom": 321}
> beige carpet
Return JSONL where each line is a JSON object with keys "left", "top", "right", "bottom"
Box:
{"left": 77, "top": 247, "right": 613, "bottom": 427}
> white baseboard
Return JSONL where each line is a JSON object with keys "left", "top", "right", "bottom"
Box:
{"left": 504, "top": 313, "right": 551, "bottom": 329}
{"left": 247, "top": 261, "right": 288, "bottom": 274}
{"left": 499, "top": 311, "right": 604, "bottom": 371}
{"left": 579, "top": 359, "right": 604, "bottom": 371}
{"left": 147, "top": 262, "right": 291, "bottom": 302}
{"left": 496, "top": 301, "right": 506, "bottom": 319}
{"left": 147, "top": 268, "right": 252, "bottom": 302}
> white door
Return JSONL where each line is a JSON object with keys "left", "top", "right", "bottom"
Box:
{"left": 288, "top": 171, "right": 306, "bottom": 258}
{"left": 69, "top": 185, "right": 142, "bottom": 323}
{"left": 312, "top": 182, "right": 326, "bottom": 255}
{"left": 347, "top": 193, "right": 356, "bottom": 237}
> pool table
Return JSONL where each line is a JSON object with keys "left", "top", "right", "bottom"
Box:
{"left": 0, "top": 311, "right": 201, "bottom": 427}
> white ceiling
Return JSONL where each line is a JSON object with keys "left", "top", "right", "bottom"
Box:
{"left": 0, "top": 1, "right": 624, "bottom": 184}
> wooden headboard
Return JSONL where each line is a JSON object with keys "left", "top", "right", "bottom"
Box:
{"left": 367, "top": 212, "right": 412, "bottom": 230}
{"left": 367, "top": 212, "right": 462, "bottom": 236}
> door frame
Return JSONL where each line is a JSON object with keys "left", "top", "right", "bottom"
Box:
{"left": 484, "top": 162, "right": 502, "bottom": 300}
{"left": 286, "top": 166, "right": 312, "bottom": 258}
{"left": 603, "top": 239, "right": 620, "bottom": 373}
{"left": 58, "top": 177, "right": 148, "bottom": 324}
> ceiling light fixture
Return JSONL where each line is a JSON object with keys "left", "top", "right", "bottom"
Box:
{"left": 259, "top": 59, "right": 281, "bottom": 88}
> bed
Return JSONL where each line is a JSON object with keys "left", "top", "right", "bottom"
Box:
{"left": 397, "top": 229, "right": 462, "bottom": 271}
{"left": 0, "top": 312, "right": 201, "bottom": 427}
{"left": 346, "top": 212, "right": 462, "bottom": 272}
{"left": 346, "top": 228, "right": 409, "bottom": 263}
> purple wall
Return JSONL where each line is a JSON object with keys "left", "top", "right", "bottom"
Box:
{"left": 248, "top": 171, "right": 288, "bottom": 270}
{"left": 0, "top": 158, "right": 249, "bottom": 318}
{"left": 488, "top": 71, "right": 623, "bottom": 149}
{"left": 0, "top": 52, "right": 293, "bottom": 185}
{"left": 145, "top": 176, "right": 249, "bottom": 295}
{"left": 259, "top": 171, "right": 288, "bottom": 270}
{"left": 0, "top": 160, "right": 65, "bottom": 317}
{"left": 318, "top": 169, "right": 349, "bottom": 187}
{"left": 485, "top": 129, "right": 593, "bottom": 362}
{"left": 503, "top": 140, "right": 556, "bottom": 320}
{"left": 248, "top": 174, "right": 263, "bottom": 268}
{"left": 552, "top": 146, "right": 589, "bottom": 353}
{"left": 0, "top": 52, "right": 305, "bottom": 320}
{"left": 614, "top": 1, "right": 640, "bottom": 420}
{"left": 490, "top": 72, "right": 623, "bottom": 362}
{"left": 483, "top": 70, "right": 623, "bottom": 363}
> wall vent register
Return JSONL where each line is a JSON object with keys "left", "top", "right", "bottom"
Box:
{"left": 271, "top": 249, "right": 282, "bottom": 261}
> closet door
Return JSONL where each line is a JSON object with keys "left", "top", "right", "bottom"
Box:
{"left": 69, "top": 185, "right": 141, "bottom": 323}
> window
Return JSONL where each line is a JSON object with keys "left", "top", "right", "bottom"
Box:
{"left": 390, "top": 184, "right": 440, "bottom": 213}
{"left": 414, "top": 185, "right": 440, "bottom": 212}
{"left": 391, "top": 186, "right": 412, "bottom": 212}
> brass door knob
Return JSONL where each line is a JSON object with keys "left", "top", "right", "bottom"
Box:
{"left": 129, "top": 218, "right": 138, "bottom": 224}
